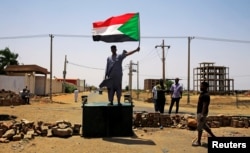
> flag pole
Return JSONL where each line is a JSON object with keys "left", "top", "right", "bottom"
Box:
{"left": 137, "top": 12, "right": 141, "bottom": 48}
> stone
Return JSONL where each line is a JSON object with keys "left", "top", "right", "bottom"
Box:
{"left": 47, "top": 129, "right": 53, "bottom": 137}
{"left": 73, "top": 124, "right": 81, "bottom": 135}
{"left": 0, "top": 129, "right": 4, "bottom": 137}
{"left": 187, "top": 118, "right": 197, "bottom": 129}
{"left": 0, "top": 137, "right": 9, "bottom": 143}
{"left": 12, "top": 134, "right": 22, "bottom": 141}
{"left": 52, "top": 127, "right": 73, "bottom": 137}
{"left": 2, "top": 129, "right": 15, "bottom": 139}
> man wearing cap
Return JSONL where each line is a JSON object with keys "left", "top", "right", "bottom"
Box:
{"left": 168, "top": 77, "right": 183, "bottom": 114}
{"left": 99, "top": 45, "right": 140, "bottom": 106}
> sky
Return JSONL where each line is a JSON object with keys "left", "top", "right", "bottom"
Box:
{"left": 1, "top": 0, "right": 250, "bottom": 90}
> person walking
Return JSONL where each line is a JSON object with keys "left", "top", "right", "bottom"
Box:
{"left": 99, "top": 45, "right": 140, "bottom": 106}
{"left": 192, "top": 81, "right": 216, "bottom": 146}
{"left": 168, "top": 78, "right": 183, "bottom": 114}
{"left": 74, "top": 88, "right": 79, "bottom": 102}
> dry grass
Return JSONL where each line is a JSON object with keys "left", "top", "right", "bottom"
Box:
{"left": 133, "top": 91, "right": 249, "bottom": 103}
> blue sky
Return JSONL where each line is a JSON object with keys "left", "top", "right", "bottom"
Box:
{"left": 1, "top": 0, "right": 250, "bottom": 90}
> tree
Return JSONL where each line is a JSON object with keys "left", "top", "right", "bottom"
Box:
{"left": 0, "top": 47, "right": 19, "bottom": 74}
{"left": 165, "top": 79, "right": 174, "bottom": 89}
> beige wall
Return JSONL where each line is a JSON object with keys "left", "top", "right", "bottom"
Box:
{"left": 0, "top": 74, "right": 85, "bottom": 95}
{"left": 0, "top": 75, "right": 25, "bottom": 94}
{"left": 45, "top": 78, "right": 63, "bottom": 95}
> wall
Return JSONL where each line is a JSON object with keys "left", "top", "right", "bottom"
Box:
{"left": 45, "top": 79, "right": 63, "bottom": 95}
{"left": 0, "top": 75, "right": 25, "bottom": 94}
{"left": 0, "top": 75, "right": 85, "bottom": 95}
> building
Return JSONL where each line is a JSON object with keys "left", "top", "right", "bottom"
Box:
{"left": 144, "top": 79, "right": 161, "bottom": 91}
{"left": 3, "top": 64, "right": 50, "bottom": 95}
{"left": 193, "top": 62, "right": 234, "bottom": 94}
{"left": 55, "top": 78, "right": 85, "bottom": 91}
{"left": 1, "top": 65, "right": 85, "bottom": 95}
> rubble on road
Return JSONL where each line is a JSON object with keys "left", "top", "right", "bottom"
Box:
{"left": 0, "top": 119, "right": 81, "bottom": 143}
{"left": 133, "top": 112, "right": 250, "bottom": 129}
{"left": 0, "top": 89, "right": 25, "bottom": 106}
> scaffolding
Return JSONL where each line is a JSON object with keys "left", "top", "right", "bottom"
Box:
{"left": 193, "top": 62, "right": 234, "bottom": 94}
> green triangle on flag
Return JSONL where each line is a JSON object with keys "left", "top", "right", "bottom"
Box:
{"left": 118, "top": 13, "right": 140, "bottom": 41}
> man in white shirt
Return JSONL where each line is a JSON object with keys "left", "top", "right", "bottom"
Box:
{"left": 74, "top": 88, "right": 79, "bottom": 102}
{"left": 168, "top": 78, "right": 183, "bottom": 114}
{"left": 152, "top": 85, "right": 158, "bottom": 112}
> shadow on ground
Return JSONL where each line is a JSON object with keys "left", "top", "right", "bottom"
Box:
{"left": 0, "top": 114, "right": 17, "bottom": 121}
{"left": 102, "top": 137, "right": 156, "bottom": 145}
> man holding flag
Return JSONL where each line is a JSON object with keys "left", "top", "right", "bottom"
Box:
{"left": 100, "top": 45, "right": 139, "bottom": 106}
{"left": 93, "top": 12, "right": 140, "bottom": 105}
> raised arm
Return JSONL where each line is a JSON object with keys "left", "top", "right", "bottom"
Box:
{"left": 124, "top": 47, "right": 140, "bottom": 56}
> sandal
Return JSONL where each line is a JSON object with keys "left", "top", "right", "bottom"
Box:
{"left": 192, "top": 141, "right": 201, "bottom": 146}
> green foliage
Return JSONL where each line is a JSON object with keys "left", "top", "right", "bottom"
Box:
{"left": 65, "top": 84, "right": 76, "bottom": 93}
{"left": 165, "top": 80, "right": 174, "bottom": 89}
{"left": 0, "top": 47, "right": 19, "bottom": 74}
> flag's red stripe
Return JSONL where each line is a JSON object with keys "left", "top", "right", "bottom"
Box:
{"left": 93, "top": 13, "right": 135, "bottom": 28}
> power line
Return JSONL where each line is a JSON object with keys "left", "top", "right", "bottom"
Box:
{"left": 53, "top": 34, "right": 91, "bottom": 38}
{"left": 1, "top": 34, "right": 250, "bottom": 44}
{"left": 155, "top": 47, "right": 162, "bottom": 59}
{"left": 137, "top": 48, "right": 160, "bottom": 63}
{"left": 67, "top": 61, "right": 104, "bottom": 70}
{"left": 142, "top": 36, "right": 188, "bottom": 39}
{"left": 0, "top": 34, "right": 189, "bottom": 39}
{"left": 0, "top": 34, "right": 48, "bottom": 39}
{"left": 195, "top": 36, "right": 250, "bottom": 43}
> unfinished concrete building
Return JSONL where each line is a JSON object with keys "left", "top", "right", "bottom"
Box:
{"left": 144, "top": 79, "right": 160, "bottom": 91}
{"left": 193, "top": 62, "right": 234, "bottom": 94}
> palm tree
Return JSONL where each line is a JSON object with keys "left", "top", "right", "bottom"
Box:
{"left": 0, "top": 47, "right": 19, "bottom": 74}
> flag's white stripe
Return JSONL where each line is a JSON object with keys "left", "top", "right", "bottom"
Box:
{"left": 92, "top": 24, "right": 123, "bottom": 36}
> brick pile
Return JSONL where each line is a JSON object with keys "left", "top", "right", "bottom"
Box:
{"left": 0, "top": 89, "right": 24, "bottom": 106}
{"left": 133, "top": 112, "right": 250, "bottom": 129}
{"left": 0, "top": 119, "right": 81, "bottom": 143}
{"left": 207, "top": 115, "right": 249, "bottom": 128}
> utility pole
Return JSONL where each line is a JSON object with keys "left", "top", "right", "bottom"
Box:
{"left": 63, "top": 55, "right": 67, "bottom": 93}
{"left": 128, "top": 60, "right": 139, "bottom": 100}
{"left": 155, "top": 39, "right": 170, "bottom": 82}
{"left": 187, "top": 37, "right": 194, "bottom": 104}
{"left": 137, "top": 61, "right": 139, "bottom": 100}
{"left": 49, "top": 34, "right": 54, "bottom": 102}
{"left": 128, "top": 60, "right": 133, "bottom": 97}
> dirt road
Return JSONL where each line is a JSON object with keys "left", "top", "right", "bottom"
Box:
{"left": 0, "top": 91, "right": 250, "bottom": 153}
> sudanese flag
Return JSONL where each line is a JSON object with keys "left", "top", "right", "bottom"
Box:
{"left": 92, "top": 13, "right": 140, "bottom": 43}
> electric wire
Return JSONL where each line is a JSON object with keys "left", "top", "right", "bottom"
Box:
{"left": 67, "top": 61, "right": 104, "bottom": 70}
{"left": 194, "top": 36, "right": 250, "bottom": 44}
{"left": 1, "top": 34, "right": 250, "bottom": 79}
{"left": 0, "top": 34, "right": 48, "bottom": 39}
{"left": 1, "top": 34, "right": 250, "bottom": 44}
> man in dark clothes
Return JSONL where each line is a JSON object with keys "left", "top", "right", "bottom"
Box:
{"left": 192, "top": 81, "right": 216, "bottom": 146}
{"left": 21, "top": 86, "right": 30, "bottom": 104}
{"left": 155, "top": 79, "right": 167, "bottom": 114}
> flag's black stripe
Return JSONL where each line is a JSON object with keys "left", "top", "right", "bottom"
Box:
{"left": 93, "top": 35, "right": 137, "bottom": 42}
